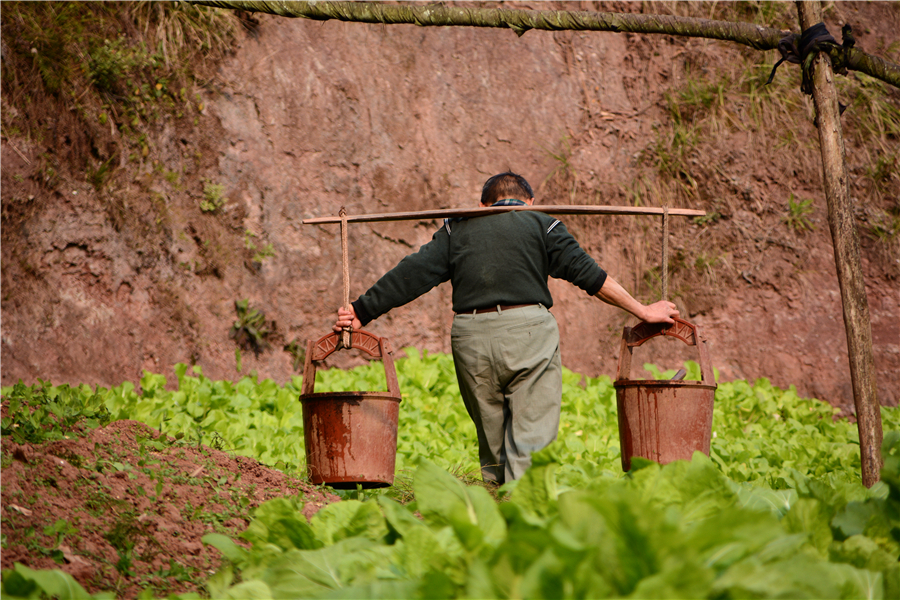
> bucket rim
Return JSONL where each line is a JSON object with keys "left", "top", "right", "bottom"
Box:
{"left": 300, "top": 391, "right": 402, "bottom": 401}
{"left": 613, "top": 379, "right": 717, "bottom": 390}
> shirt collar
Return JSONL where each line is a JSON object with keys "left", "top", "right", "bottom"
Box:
{"left": 446, "top": 198, "right": 528, "bottom": 227}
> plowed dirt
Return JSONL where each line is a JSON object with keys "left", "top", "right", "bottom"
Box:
{"left": 1, "top": 413, "right": 338, "bottom": 598}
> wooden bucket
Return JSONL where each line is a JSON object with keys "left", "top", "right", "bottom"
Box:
{"left": 614, "top": 318, "right": 716, "bottom": 471}
{"left": 300, "top": 330, "right": 401, "bottom": 488}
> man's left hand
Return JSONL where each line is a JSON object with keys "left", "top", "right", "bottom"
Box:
{"left": 333, "top": 306, "right": 362, "bottom": 333}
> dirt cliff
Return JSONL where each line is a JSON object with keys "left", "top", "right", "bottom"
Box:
{"left": 2, "top": 1, "right": 898, "bottom": 412}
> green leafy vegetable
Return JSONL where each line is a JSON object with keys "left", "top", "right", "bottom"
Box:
{"left": 4, "top": 351, "right": 899, "bottom": 599}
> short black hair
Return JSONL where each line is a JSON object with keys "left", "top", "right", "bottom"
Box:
{"left": 480, "top": 171, "right": 534, "bottom": 206}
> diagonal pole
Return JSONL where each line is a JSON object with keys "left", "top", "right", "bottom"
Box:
{"left": 796, "top": 1, "right": 882, "bottom": 487}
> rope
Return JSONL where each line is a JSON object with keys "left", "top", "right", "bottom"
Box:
{"left": 340, "top": 207, "right": 351, "bottom": 348}
{"left": 662, "top": 205, "right": 669, "bottom": 302}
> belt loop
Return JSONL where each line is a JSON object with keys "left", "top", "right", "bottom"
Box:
{"left": 496, "top": 304, "right": 502, "bottom": 313}
{"left": 472, "top": 308, "right": 477, "bottom": 315}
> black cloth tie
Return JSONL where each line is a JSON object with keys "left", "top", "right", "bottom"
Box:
{"left": 766, "top": 22, "right": 852, "bottom": 114}
{"left": 767, "top": 22, "right": 850, "bottom": 89}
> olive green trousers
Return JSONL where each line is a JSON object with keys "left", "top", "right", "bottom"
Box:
{"left": 450, "top": 304, "right": 563, "bottom": 485}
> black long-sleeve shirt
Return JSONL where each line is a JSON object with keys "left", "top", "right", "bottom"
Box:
{"left": 353, "top": 210, "right": 607, "bottom": 325}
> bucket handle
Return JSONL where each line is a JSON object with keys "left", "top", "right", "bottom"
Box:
{"left": 615, "top": 317, "right": 714, "bottom": 385}
{"left": 300, "top": 330, "right": 401, "bottom": 398}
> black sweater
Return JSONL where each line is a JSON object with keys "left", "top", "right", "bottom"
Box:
{"left": 353, "top": 210, "right": 607, "bottom": 325}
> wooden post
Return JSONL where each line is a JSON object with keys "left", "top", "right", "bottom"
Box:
{"left": 796, "top": 1, "right": 882, "bottom": 486}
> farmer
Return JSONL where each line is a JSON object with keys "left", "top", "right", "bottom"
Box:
{"left": 333, "top": 171, "right": 678, "bottom": 485}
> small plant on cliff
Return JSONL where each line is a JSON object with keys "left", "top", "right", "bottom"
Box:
{"left": 229, "top": 299, "right": 270, "bottom": 357}
{"left": 867, "top": 209, "right": 900, "bottom": 243}
{"left": 244, "top": 230, "right": 276, "bottom": 262}
{"left": 864, "top": 208, "right": 900, "bottom": 271}
{"left": 88, "top": 36, "right": 141, "bottom": 94}
{"left": 542, "top": 134, "right": 578, "bottom": 202}
{"left": 284, "top": 339, "right": 306, "bottom": 372}
{"left": 200, "top": 180, "right": 226, "bottom": 212}
{"left": 783, "top": 192, "right": 815, "bottom": 233}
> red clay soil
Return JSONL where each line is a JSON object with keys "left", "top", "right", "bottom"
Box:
{"left": 1, "top": 416, "right": 340, "bottom": 598}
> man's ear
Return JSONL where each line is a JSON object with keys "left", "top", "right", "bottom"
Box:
{"left": 525, "top": 197, "right": 536, "bottom": 206}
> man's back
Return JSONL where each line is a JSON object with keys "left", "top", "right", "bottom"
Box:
{"left": 352, "top": 210, "right": 606, "bottom": 322}
{"left": 446, "top": 211, "right": 604, "bottom": 312}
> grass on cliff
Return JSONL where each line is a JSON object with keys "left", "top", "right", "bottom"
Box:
{"left": 1, "top": 1, "right": 237, "bottom": 178}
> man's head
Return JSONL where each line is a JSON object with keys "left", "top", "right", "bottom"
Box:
{"left": 480, "top": 171, "right": 535, "bottom": 206}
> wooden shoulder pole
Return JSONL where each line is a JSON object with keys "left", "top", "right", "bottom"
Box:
{"left": 797, "top": 1, "right": 883, "bottom": 487}
{"left": 302, "top": 204, "right": 705, "bottom": 224}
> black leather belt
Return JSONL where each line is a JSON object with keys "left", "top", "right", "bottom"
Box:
{"left": 462, "top": 303, "right": 537, "bottom": 315}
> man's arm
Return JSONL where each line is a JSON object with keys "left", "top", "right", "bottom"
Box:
{"left": 595, "top": 276, "right": 678, "bottom": 324}
{"left": 332, "top": 224, "right": 452, "bottom": 332}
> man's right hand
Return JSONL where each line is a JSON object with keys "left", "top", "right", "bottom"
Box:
{"left": 641, "top": 300, "right": 679, "bottom": 324}
{"left": 594, "top": 276, "right": 679, "bottom": 324}
{"left": 333, "top": 306, "right": 362, "bottom": 333}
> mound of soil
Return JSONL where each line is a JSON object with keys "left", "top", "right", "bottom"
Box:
{"left": 1, "top": 415, "right": 339, "bottom": 598}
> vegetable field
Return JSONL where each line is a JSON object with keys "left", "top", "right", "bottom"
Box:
{"left": 2, "top": 350, "right": 899, "bottom": 599}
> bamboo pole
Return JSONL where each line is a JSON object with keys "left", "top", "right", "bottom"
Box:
{"left": 797, "top": 1, "right": 882, "bottom": 487}
{"left": 193, "top": 0, "right": 899, "bottom": 87}
{"left": 303, "top": 204, "right": 705, "bottom": 225}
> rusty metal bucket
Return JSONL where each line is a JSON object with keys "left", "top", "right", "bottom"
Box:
{"left": 614, "top": 317, "right": 716, "bottom": 471}
{"left": 300, "top": 329, "right": 401, "bottom": 489}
